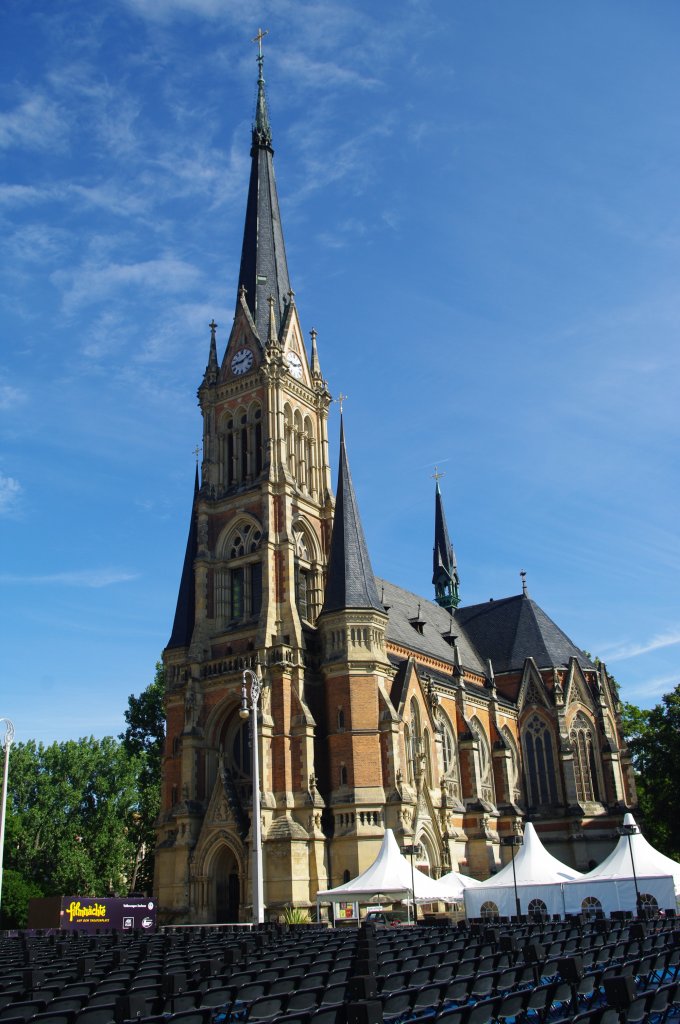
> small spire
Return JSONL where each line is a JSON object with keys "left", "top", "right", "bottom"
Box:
{"left": 433, "top": 475, "right": 460, "bottom": 610}
{"left": 252, "top": 28, "right": 272, "bottom": 148}
{"left": 321, "top": 415, "right": 384, "bottom": 616}
{"left": 310, "top": 328, "right": 322, "bottom": 378}
{"left": 204, "top": 319, "right": 218, "bottom": 384}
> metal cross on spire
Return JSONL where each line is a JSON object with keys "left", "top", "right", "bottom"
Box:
{"left": 335, "top": 392, "right": 348, "bottom": 414}
{"left": 252, "top": 27, "right": 268, "bottom": 76}
{"left": 432, "top": 465, "right": 446, "bottom": 482}
{"left": 193, "top": 444, "right": 201, "bottom": 465}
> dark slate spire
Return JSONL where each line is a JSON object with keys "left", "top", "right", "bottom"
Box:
{"left": 432, "top": 479, "right": 460, "bottom": 610}
{"left": 167, "top": 467, "right": 198, "bottom": 649}
{"left": 236, "top": 37, "right": 291, "bottom": 344}
{"left": 322, "top": 418, "right": 383, "bottom": 614}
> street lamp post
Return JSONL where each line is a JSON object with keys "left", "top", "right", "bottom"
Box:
{"left": 618, "top": 822, "right": 641, "bottom": 916}
{"left": 240, "top": 669, "right": 264, "bottom": 925}
{"left": 0, "top": 718, "right": 15, "bottom": 924}
{"left": 501, "top": 834, "right": 523, "bottom": 920}
{"left": 403, "top": 841, "right": 421, "bottom": 926}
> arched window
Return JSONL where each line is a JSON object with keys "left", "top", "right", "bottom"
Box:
{"left": 423, "top": 728, "right": 433, "bottom": 788}
{"left": 303, "top": 415, "right": 317, "bottom": 495}
{"left": 570, "top": 713, "right": 601, "bottom": 803}
{"left": 409, "top": 698, "right": 421, "bottom": 781}
{"left": 502, "top": 726, "right": 521, "bottom": 805}
{"left": 293, "top": 522, "right": 319, "bottom": 624}
{"left": 441, "top": 716, "right": 459, "bottom": 780}
{"left": 339, "top": 765, "right": 348, "bottom": 787}
{"left": 219, "top": 712, "right": 251, "bottom": 781}
{"left": 337, "top": 708, "right": 345, "bottom": 732}
{"left": 219, "top": 403, "right": 263, "bottom": 489}
{"left": 215, "top": 519, "right": 263, "bottom": 625}
{"left": 480, "top": 901, "right": 499, "bottom": 920}
{"left": 581, "top": 896, "right": 602, "bottom": 918}
{"left": 523, "top": 715, "right": 559, "bottom": 807}
{"left": 470, "top": 718, "right": 495, "bottom": 805}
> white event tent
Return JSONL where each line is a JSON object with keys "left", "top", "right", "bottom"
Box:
{"left": 563, "top": 813, "right": 678, "bottom": 916}
{"left": 463, "top": 822, "right": 582, "bottom": 919}
{"left": 315, "top": 829, "right": 468, "bottom": 922}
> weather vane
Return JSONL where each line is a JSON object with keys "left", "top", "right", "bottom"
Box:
{"left": 520, "top": 569, "right": 527, "bottom": 594}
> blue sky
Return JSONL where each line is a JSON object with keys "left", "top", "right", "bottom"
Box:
{"left": 1, "top": 0, "right": 679, "bottom": 744}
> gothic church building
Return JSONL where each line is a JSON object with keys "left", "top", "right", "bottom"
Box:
{"left": 155, "top": 57, "right": 635, "bottom": 923}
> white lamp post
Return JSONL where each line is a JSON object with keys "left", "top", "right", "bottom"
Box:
{"left": 0, "top": 718, "right": 15, "bottom": 922}
{"left": 240, "top": 669, "right": 264, "bottom": 925}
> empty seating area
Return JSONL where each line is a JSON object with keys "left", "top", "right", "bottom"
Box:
{"left": 0, "top": 915, "right": 678, "bottom": 1024}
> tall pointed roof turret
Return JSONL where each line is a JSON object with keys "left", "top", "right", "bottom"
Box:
{"left": 167, "top": 466, "right": 198, "bottom": 649}
{"left": 433, "top": 475, "right": 460, "bottom": 611}
{"left": 237, "top": 31, "right": 292, "bottom": 345}
{"left": 322, "top": 417, "right": 384, "bottom": 614}
{"left": 203, "top": 319, "right": 219, "bottom": 385}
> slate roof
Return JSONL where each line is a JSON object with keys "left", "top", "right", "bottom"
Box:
{"left": 455, "top": 593, "right": 595, "bottom": 673}
{"left": 321, "top": 419, "right": 384, "bottom": 615}
{"left": 236, "top": 60, "right": 292, "bottom": 344}
{"left": 167, "top": 468, "right": 198, "bottom": 650}
{"left": 377, "top": 577, "right": 487, "bottom": 676}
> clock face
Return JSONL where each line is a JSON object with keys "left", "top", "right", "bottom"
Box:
{"left": 286, "top": 351, "right": 303, "bottom": 379}
{"left": 231, "top": 348, "right": 253, "bottom": 376}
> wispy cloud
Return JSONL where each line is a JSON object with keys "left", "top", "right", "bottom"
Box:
{"left": 0, "top": 569, "right": 140, "bottom": 588}
{"left": 0, "top": 379, "right": 27, "bottom": 410}
{"left": 599, "top": 629, "right": 680, "bottom": 663}
{"left": 53, "top": 257, "right": 202, "bottom": 313}
{"left": 0, "top": 473, "right": 22, "bottom": 515}
{"left": 121, "top": 0, "right": 247, "bottom": 22}
{"left": 0, "top": 92, "right": 68, "bottom": 152}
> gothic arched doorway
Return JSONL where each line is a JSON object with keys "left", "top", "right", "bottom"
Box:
{"left": 213, "top": 844, "right": 241, "bottom": 923}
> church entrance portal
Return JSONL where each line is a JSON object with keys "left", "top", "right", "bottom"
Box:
{"left": 213, "top": 845, "right": 241, "bottom": 923}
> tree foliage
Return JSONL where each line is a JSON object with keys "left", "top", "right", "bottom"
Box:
{"left": 620, "top": 684, "right": 680, "bottom": 860}
{"left": 2, "top": 663, "right": 165, "bottom": 926}
{"left": 120, "top": 661, "right": 165, "bottom": 893}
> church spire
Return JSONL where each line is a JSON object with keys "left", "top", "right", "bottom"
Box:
{"left": 167, "top": 466, "right": 199, "bottom": 649}
{"left": 236, "top": 31, "right": 292, "bottom": 345}
{"left": 433, "top": 476, "right": 460, "bottom": 611}
{"left": 322, "top": 417, "right": 383, "bottom": 614}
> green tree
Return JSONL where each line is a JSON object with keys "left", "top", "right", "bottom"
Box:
{"left": 5, "top": 736, "right": 140, "bottom": 899}
{"left": 1, "top": 869, "right": 44, "bottom": 929}
{"left": 620, "top": 684, "right": 680, "bottom": 859}
{"left": 120, "top": 662, "right": 165, "bottom": 893}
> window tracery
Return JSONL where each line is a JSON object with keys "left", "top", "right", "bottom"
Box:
{"left": 219, "top": 403, "right": 263, "bottom": 489}
{"left": 215, "top": 519, "right": 263, "bottom": 626}
{"left": 523, "top": 714, "right": 559, "bottom": 806}
{"left": 570, "top": 713, "right": 601, "bottom": 803}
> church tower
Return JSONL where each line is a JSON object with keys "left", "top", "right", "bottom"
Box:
{"left": 156, "top": 43, "right": 333, "bottom": 923}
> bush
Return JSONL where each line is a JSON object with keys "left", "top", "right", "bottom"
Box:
{"left": 1, "top": 870, "right": 44, "bottom": 928}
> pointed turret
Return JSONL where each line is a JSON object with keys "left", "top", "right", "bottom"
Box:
{"left": 322, "top": 418, "right": 383, "bottom": 614}
{"left": 433, "top": 479, "right": 460, "bottom": 610}
{"left": 310, "top": 328, "right": 322, "bottom": 379}
{"left": 167, "top": 467, "right": 198, "bottom": 649}
{"left": 203, "top": 319, "right": 219, "bottom": 385}
{"left": 236, "top": 40, "right": 291, "bottom": 344}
